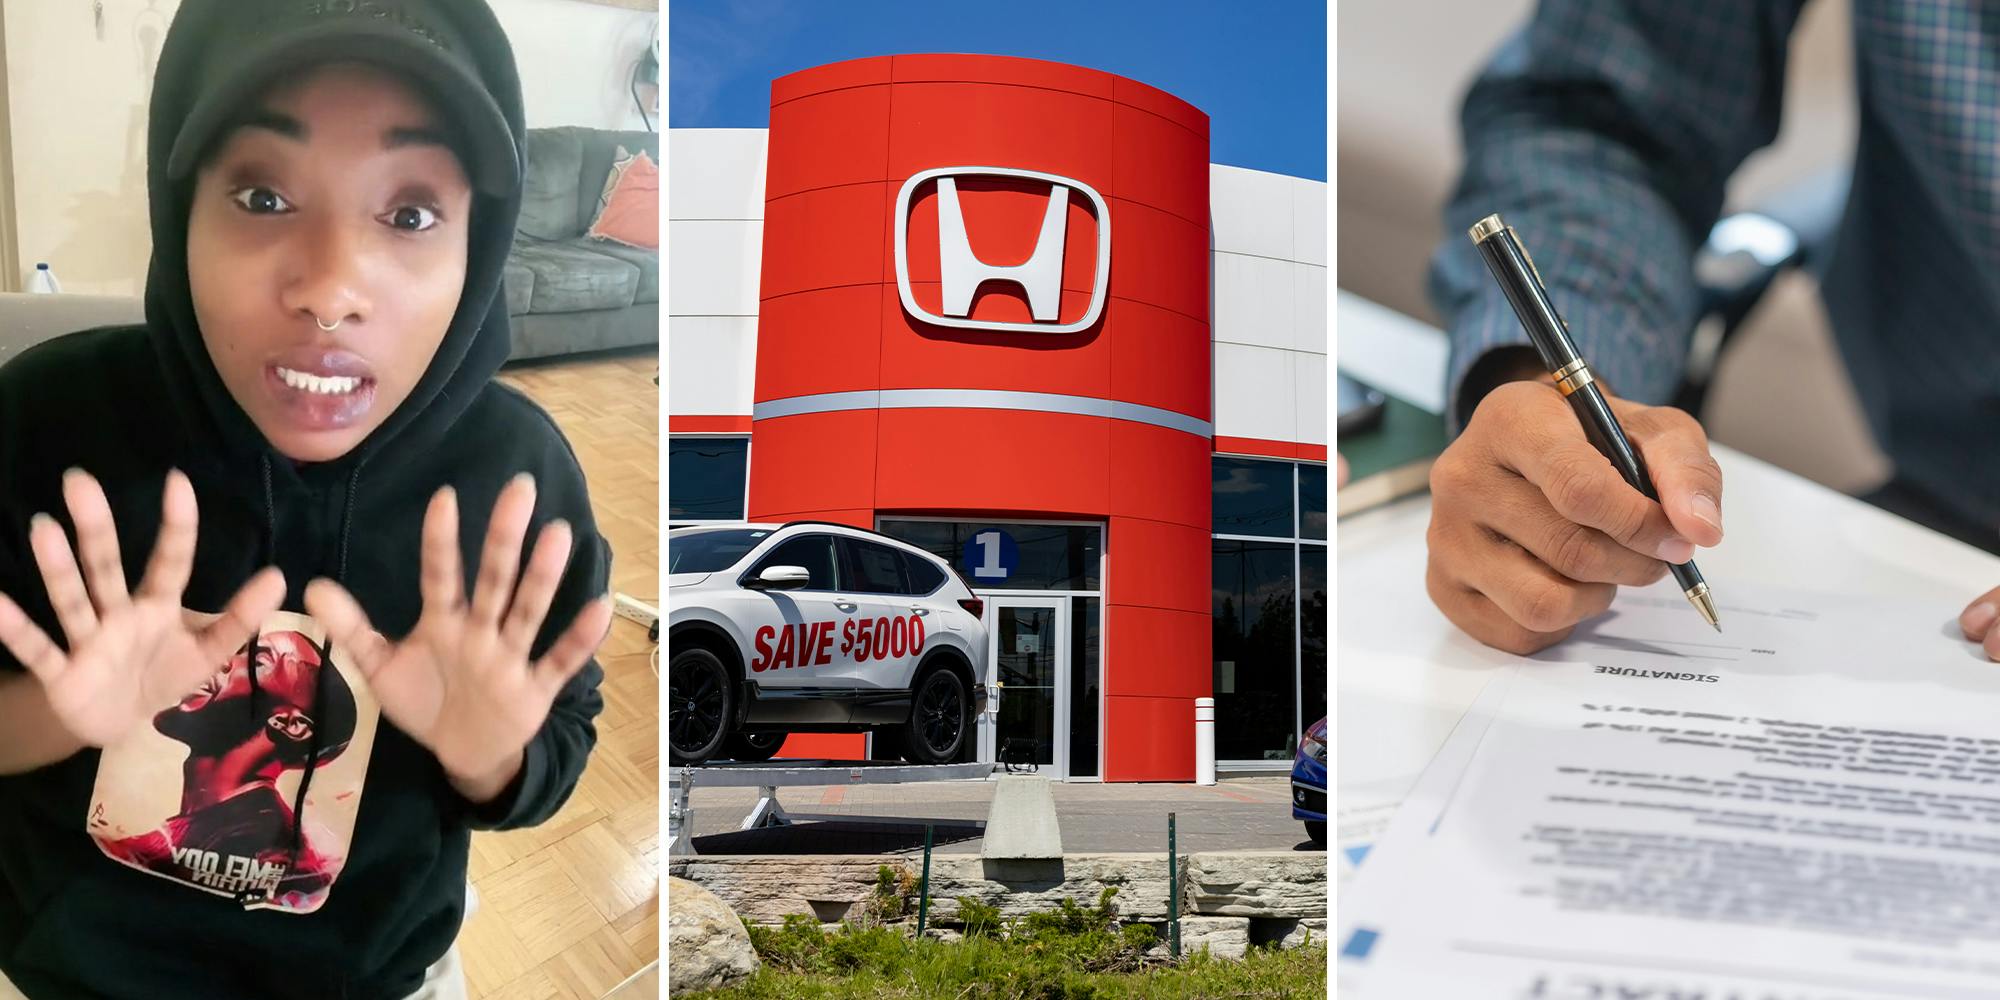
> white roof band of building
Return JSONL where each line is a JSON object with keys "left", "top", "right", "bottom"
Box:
{"left": 752, "top": 388, "right": 1215, "bottom": 438}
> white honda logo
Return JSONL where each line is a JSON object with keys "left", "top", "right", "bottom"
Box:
{"left": 893, "top": 166, "right": 1111, "bottom": 334}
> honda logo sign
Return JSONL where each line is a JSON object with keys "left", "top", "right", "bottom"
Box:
{"left": 893, "top": 166, "right": 1111, "bottom": 334}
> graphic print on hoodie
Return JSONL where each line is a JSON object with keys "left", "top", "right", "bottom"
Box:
{"left": 87, "top": 613, "right": 379, "bottom": 914}
{"left": 0, "top": 1, "right": 611, "bottom": 997}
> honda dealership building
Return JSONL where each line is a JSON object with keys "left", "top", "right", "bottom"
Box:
{"left": 668, "top": 54, "right": 1326, "bottom": 781}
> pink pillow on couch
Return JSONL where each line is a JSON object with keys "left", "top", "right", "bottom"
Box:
{"left": 586, "top": 147, "right": 658, "bottom": 250}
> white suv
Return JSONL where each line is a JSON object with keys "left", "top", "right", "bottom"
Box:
{"left": 667, "top": 522, "right": 991, "bottom": 767}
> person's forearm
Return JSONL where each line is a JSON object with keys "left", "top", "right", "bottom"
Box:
{"left": 447, "top": 746, "right": 524, "bottom": 805}
{"left": 1428, "top": 1, "right": 1805, "bottom": 432}
{"left": 1434, "top": 132, "right": 1703, "bottom": 432}
{"left": 461, "top": 531, "right": 611, "bottom": 830}
{"left": 0, "top": 671, "right": 84, "bottom": 774}
{"left": 462, "top": 660, "right": 603, "bottom": 831}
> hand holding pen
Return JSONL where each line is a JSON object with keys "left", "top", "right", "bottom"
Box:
{"left": 1422, "top": 217, "right": 1726, "bottom": 654}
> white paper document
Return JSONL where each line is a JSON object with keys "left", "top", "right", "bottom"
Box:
{"left": 1548, "top": 579, "right": 1857, "bottom": 673}
{"left": 1341, "top": 583, "right": 2000, "bottom": 999}
{"left": 1336, "top": 648, "right": 1506, "bottom": 887}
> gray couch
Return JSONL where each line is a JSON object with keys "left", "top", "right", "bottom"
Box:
{"left": 506, "top": 126, "right": 660, "bottom": 361}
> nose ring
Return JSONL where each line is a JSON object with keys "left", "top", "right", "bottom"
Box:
{"left": 316, "top": 315, "right": 342, "bottom": 332}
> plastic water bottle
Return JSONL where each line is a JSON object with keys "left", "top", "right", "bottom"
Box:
{"left": 27, "top": 263, "right": 59, "bottom": 294}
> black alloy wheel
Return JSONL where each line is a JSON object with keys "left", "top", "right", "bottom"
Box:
{"left": 903, "top": 667, "right": 969, "bottom": 764}
{"left": 669, "top": 648, "right": 733, "bottom": 765}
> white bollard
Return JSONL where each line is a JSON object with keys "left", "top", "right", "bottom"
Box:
{"left": 1194, "top": 697, "right": 1216, "bottom": 785}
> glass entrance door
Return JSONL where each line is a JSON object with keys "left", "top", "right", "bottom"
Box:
{"left": 984, "top": 597, "right": 1070, "bottom": 777}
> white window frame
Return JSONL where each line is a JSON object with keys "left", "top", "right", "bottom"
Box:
{"left": 1210, "top": 454, "right": 1329, "bottom": 771}
{"left": 876, "top": 515, "right": 1107, "bottom": 782}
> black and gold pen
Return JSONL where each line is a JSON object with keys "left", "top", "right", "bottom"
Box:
{"left": 1468, "top": 213, "right": 1721, "bottom": 632}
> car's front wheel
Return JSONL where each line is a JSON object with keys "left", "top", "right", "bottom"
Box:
{"left": 724, "top": 730, "right": 787, "bottom": 762}
{"left": 903, "top": 666, "right": 970, "bottom": 764}
{"left": 1304, "top": 820, "right": 1326, "bottom": 846}
{"left": 668, "top": 647, "right": 734, "bottom": 766}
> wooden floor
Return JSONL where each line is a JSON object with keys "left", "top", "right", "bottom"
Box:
{"left": 456, "top": 353, "right": 659, "bottom": 1000}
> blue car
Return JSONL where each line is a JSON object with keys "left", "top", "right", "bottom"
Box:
{"left": 1291, "top": 716, "right": 1327, "bottom": 845}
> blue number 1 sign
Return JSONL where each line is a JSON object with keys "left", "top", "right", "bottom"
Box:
{"left": 962, "top": 528, "right": 1019, "bottom": 584}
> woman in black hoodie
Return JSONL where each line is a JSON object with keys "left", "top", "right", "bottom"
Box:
{"left": 0, "top": 2, "right": 617, "bottom": 997}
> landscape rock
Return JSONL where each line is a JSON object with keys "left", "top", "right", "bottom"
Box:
{"left": 1178, "top": 915, "right": 1251, "bottom": 960}
{"left": 1279, "top": 917, "right": 1327, "bottom": 949}
{"left": 671, "top": 851, "right": 1329, "bottom": 929}
{"left": 668, "top": 857, "right": 910, "bottom": 924}
{"left": 666, "top": 877, "right": 759, "bottom": 996}
{"left": 927, "top": 854, "right": 1178, "bottom": 921}
{"left": 1186, "top": 851, "right": 1328, "bottom": 917}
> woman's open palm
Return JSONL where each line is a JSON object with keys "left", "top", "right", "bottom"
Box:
{"left": 304, "top": 475, "right": 612, "bottom": 784}
{"left": 0, "top": 469, "right": 284, "bottom": 748}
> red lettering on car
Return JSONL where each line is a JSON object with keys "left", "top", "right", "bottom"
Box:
{"left": 796, "top": 622, "right": 817, "bottom": 668}
{"left": 773, "top": 625, "right": 795, "bottom": 670}
{"left": 752, "top": 625, "right": 775, "bottom": 672}
{"left": 815, "top": 621, "right": 835, "bottom": 665}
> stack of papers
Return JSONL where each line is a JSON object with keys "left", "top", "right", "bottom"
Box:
{"left": 1341, "top": 582, "right": 2000, "bottom": 998}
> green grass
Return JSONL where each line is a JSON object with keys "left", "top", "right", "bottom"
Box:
{"left": 685, "top": 932, "right": 1328, "bottom": 999}
{"left": 680, "top": 880, "right": 1328, "bottom": 1000}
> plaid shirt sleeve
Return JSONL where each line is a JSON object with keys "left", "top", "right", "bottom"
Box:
{"left": 1428, "top": 0, "right": 1810, "bottom": 431}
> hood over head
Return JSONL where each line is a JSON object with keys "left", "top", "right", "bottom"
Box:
{"left": 144, "top": 0, "right": 527, "bottom": 479}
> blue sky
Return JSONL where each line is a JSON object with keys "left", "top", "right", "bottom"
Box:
{"left": 668, "top": 0, "right": 1327, "bottom": 181}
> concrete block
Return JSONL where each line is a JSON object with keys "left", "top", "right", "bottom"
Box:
{"left": 980, "top": 775, "right": 1064, "bottom": 859}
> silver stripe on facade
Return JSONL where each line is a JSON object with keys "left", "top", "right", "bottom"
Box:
{"left": 752, "top": 388, "right": 1213, "bottom": 438}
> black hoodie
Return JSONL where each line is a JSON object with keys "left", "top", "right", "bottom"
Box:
{"left": 0, "top": 2, "right": 610, "bottom": 997}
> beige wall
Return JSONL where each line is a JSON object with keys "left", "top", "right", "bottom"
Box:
{"left": 1337, "top": 0, "right": 1890, "bottom": 493}
{"left": 0, "top": 0, "right": 658, "bottom": 296}
{"left": 1336, "top": 0, "right": 1854, "bottom": 323}
{"left": 2, "top": 0, "right": 166, "bottom": 296}
{"left": 495, "top": 0, "right": 659, "bottom": 136}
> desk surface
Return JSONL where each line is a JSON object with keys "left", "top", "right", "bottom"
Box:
{"left": 1334, "top": 292, "right": 2000, "bottom": 830}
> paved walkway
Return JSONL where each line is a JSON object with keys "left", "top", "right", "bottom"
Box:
{"left": 676, "top": 773, "right": 1323, "bottom": 856}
